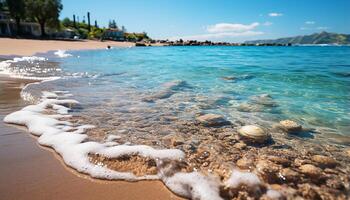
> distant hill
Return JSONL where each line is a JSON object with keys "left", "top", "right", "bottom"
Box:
{"left": 245, "top": 32, "right": 350, "bottom": 45}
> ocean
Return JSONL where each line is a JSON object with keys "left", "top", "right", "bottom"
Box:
{"left": 1, "top": 46, "right": 350, "bottom": 199}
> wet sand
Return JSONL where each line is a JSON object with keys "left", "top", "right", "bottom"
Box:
{"left": 0, "top": 75, "right": 182, "bottom": 200}
{"left": 0, "top": 38, "right": 136, "bottom": 56}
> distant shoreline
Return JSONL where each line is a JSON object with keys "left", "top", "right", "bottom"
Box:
{"left": 1, "top": 38, "right": 349, "bottom": 58}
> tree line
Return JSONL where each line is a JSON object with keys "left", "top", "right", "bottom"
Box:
{"left": 1, "top": 0, "right": 150, "bottom": 41}
{"left": 1, "top": 0, "right": 62, "bottom": 37}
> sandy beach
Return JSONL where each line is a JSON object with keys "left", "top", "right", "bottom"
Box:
{"left": 0, "top": 38, "right": 136, "bottom": 56}
{"left": 0, "top": 39, "right": 181, "bottom": 200}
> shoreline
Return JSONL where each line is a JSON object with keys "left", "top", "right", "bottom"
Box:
{"left": 0, "top": 38, "right": 136, "bottom": 56}
{"left": 0, "top": 59, "right": 182, "bottom": 199}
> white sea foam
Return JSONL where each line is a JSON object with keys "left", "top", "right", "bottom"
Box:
{"left": 225, "top": 169, "right": 261, "bottom": 188}
{"left": 3, "top": 91, "right": 281, "bottom": 199}
{"left": 266, "top": 189, "right": 283, "bottom": 199}
{"left": 0, "top": 56, "right": 60, "bottom": 80}
{"left": 162, "top": 172, "right": 222, "bottom": 200}
{"left": 54, "top": 50, "right": 72, "bottom": 58}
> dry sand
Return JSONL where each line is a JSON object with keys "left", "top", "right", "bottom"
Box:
{"left": 0, "top": 39, "right": 182, "bottom": 200}
{"left": 0, "top": 38, "right": 135, "bottom": 56}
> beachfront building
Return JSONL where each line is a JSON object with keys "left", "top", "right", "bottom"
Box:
{"left": 0, "top": 11, "right": 41, "bottom": 37}
{"left": 102, "top": 28, "right": 125, "bottom": 41}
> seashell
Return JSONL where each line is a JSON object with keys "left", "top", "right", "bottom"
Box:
{"left": 238, "top": 125, "right": 269, "bottom": 143}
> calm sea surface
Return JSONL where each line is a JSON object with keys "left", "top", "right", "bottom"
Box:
{"left": 24, "top": 46, "right": 350, "bottom": 138}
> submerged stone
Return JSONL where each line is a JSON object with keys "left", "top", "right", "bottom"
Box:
{"left": 237, "top": 103, "right": 264, "bottom": 112}
{"left": 236, "top": 157, "right": 254, "bottom": 169}
{"left": 299, "top": 164, "right": 322, "bottom": 177}
{"left": 238, "top": 125, "right": 269, "bottom": 143}
{"left": 311, "top": 155, "right": 337, "bottom": 168}
{"left": 221, "top": 76, "right": 236, "bottom": 81}
{"left": 279, "top": 168, "right": 299, "bottom": 182}
{"left": 250, "top": 94, "right": 277, "bottom": 107}
{"left": 163, "top": 134, "right": 185, "bottom": 147}
{"left": 196, "top": 114, "right": 231, "bottom": 127}
{"left": 233, "top": 142, "right": 247, "bottom": 150}
{"left": 142, "top": 80, "right": 190, "bottom": 102}
{"left": 279, "top": 120, "right": 302, "bottom": 133}
{"left": 346, "top": 149, "right": 350, "bottom": 157}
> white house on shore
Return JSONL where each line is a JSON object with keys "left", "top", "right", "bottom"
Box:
{"left": 102, "top": 28, "right": 125, "bottom": 41}
{"left": 0, "top": 11, "right": 41, "bottom": 37}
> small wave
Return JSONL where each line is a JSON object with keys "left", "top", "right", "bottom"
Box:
{"left": 0, "top": 56, "right": 61, "bottom": 80}
{"left": 54, "top": 50, "right": 72, "bottom": 58}
{"left": 3, "top": 91, "right": 275, "bottom": 200}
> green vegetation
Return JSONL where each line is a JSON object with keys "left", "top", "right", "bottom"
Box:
{"left": 60, "top": 17, "right": 150, "bottom": 41}
{"left": 1, "top": 0, "right": 151, "bottom": 41}
{"left": 26, "top": 0, "right": 63, "bottom": 36}
{"left": 60, "top": 17, "right": 100, "bottom": 39}
{"left": 108, "top": 20, "right": 117, "bottom": 29}
{"left": 1, "top": 0, "right": 62, "bottom": 37}
{"left": 124, "top": 32, "right": 150, "bottom": 42}
{"left": 6, "top": 0, "right": 26, "bottom": 35}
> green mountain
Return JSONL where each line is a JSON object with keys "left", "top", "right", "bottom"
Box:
{"left": 245, "top": 32, "right": 350, "bottom": 45}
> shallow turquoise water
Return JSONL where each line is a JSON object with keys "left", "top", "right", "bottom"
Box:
{"left": 37, "top": 46, "right": 350, "bottom": 137}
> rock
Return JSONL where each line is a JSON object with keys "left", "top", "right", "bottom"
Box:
{"left": 238, "top": 125, "right": 269, "bottom": 143}
{"left": 135, "top": 42, "right": 147, "bottom": 46}
{"left": 221, "top": 76, "right": 236, "bottom": 81}
{"left": 250, "top": 94, "right": 277, "bottom": 107}
{"left": 142, "top": 90, "right": 174, "bottom": 102}
{"left": 279, "top": 168, "right": 299, "bottom": 182}
{"left": 233, "top": 142, "right": 247, "bottom": 150}
{"left": 346, "top": 149, "right": 350, "bottom": 157}
{"left": 198, "top": 151, "right": 210, "bottom": 160}
{"left": 299, "top": 164, "right": 322, "bottom": 177}
{"left": 267, "top": 156, "right": 291, "bottom": 167}
{"left": 162, "top": 134, "right": 185, "bottom": 147}
{"left": 256, "top": 159, "right": 281, "bottom": 183}
{"left": 162, "top": 80, "right": 189, "bottom": 91}
{"left": 142, "top": 80, "right": 189, "bottom": 102}
{"left": 294, "top": 158, "right": 308, "bottom": 167}
{"left": 311, "top": 155, "right": 337, "bottom": 168}
{"left": 236, "top": 157, "right": 254, "bottom": 169}
{"left": 326, "top": 178, "right": 345, "bottom": 189}
{"left": 237, "top": 103, "right": 264, "bottom": 112}
{"left": 279, "top": 120, "right": 302, "bottom": 133}
{"left": 196, "top": 114, "right": 231, "bottom": 127}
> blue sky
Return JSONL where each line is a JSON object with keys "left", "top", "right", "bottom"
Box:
{"left": 61, "top": 0, "right": 350, "bottom": 42}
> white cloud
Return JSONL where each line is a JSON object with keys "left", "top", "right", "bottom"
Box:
{"left": 268, "top": 13, "right": 283, "bottom": 17}
{"left": 263, "top": 21, "right": 273, "bottom": 26}
{"left": 317, "top": 26, "right": 329, "bottom": 30}
{"left": 206, "top": 22, "right": 259, "bottom": 33}
{"left": 305, "top": 21, "right": 315, "bottom": 25}
{"left": 169, "top": 22, "right": 264, "bottom": 41}
{"left": 169, "top": 31, "right": 264, "bottom": 41}
{"left": 300, "top": 26, "right": 330, "bottom": 31}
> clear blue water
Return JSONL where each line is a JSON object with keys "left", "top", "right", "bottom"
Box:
{"left": 32, "top": 46, "right": 350, "bottom": 137}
